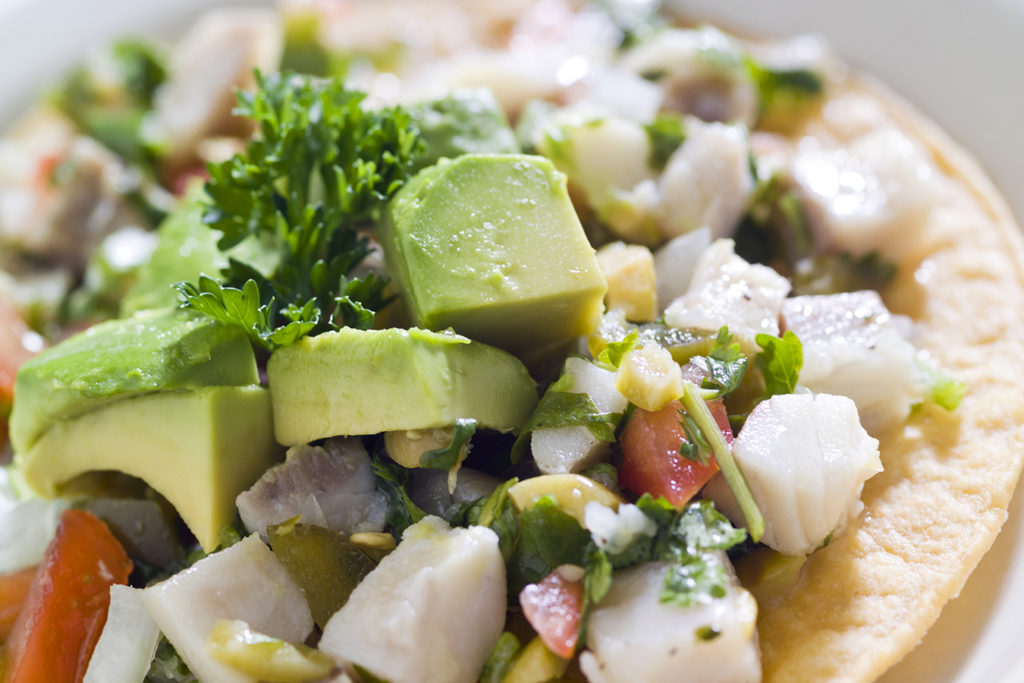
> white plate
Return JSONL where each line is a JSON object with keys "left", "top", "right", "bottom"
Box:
{"left": 1, "top": 1, "right": 1022, "bottom": 680}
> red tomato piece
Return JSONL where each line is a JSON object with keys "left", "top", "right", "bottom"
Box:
{"left": 519, "top": 567, "right": 584, "bottom": 660}
{"left": 0, "top": 566, "right": 37, "bottom": 643}
{"left": 0, "top": 292, "right": 40, "bottom": 410}
{"left": 620, "top": 398, "right": 733, "bottom": 507}
{"left": 2, "top": 509, "right": 132, "bottom": 683}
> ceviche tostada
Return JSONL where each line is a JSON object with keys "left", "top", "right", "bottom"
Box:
{"left": 1, "top": 1, "right": 1023, "bottom": 682}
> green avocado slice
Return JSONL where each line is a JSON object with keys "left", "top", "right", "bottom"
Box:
{"left": 17, "top": 385, "right": 278, "bottom": 552}
{"left": 266, "top": 327, "right": 538, "bottom": 447}
{"left": 10, "top": 308, "right": 258, "bottom": 454}
{"left": 379, "top": 154, "right": 607, "bottom": 353}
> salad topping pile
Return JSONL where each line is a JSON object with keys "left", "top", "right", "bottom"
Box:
{"left": 0, "top": 1, "right": 972, "bottom": 682}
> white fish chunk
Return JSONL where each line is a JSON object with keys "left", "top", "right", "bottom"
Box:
{"left": 782, "top": 291, "right": 923, "bottom": 435}
{"left": 653, "top": 226, "right": 712, "bottom": 313}
{"left": 664, "top": 239, "right": 790, "bottom": 352}
{"left": 141, "top": 535, "right": 314, "bottom": 683}
{"left": 319, "top": 516, "right": 506, "bottom": 683}
{"left": 657, "top": 118, "right": 755, "bottom": 241}
{"left": 533, "top": 357, "right": 628, "bottom": 474}
{"left": 707, "top": 393, "right": 881, "bottom": 556}
{"left": 580, "top": 559, "right": 760, "bottom": 683}
{"left": 792, "top": 127, "right": 938, "bottom": 261}
{"left": 237, "top": 437, "right": 387, "bottom": 540}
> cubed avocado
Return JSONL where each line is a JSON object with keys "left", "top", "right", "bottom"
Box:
{"left": 379, "top": 154, "right": 607, "bottom": 353}
{"left": 267, "top": 327, "right": 538, "bottom": 447}
{"left": 406, "top": 89, "right": 519, "bottom": 172}
{"left": 10, "top": 308, "right": 258, "bottom": 453}
{"left": 17, "top": 385, "right": 278, "bottom": 552}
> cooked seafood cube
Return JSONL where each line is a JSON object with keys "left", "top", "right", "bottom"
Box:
{"left": 236, "top": 437, "right": 388, "bottom": 541}
{"left": 319, "top": 516, "right": 506, "bottom": 683}
{"left": 707, "top": 392, "right": 881, "bottom": 556}
{"left": 664, "top": 239, "right": 791, "bottom": 351}
{"left": 533, "top": 357, "right": 628, "bottom": 475}
{"left": 657, "top": 118, "right": 756, "bottom": 240}
{"left": 782, "top": 291, "right": 923, "bottom": 434}
{"left": 149, "top": 9, "right": 282, "bottom": 163}
{"left": 579, "top": 559, "right": 760, "bottom": 683}
{"left": 141, "top": 534, "right": 314, "bottom": 683}
{"left": 792, "top": 127, "right": 939, "bottom": 260}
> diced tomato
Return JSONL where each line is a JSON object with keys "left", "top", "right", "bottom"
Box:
{"left": 0, "top": 567, "right": 36, "bottom": 643}
{"left": 1, "top": 509, "right": 132, "bottom": 683}
{"left": 169, "top": 163, "right": 209, "bottom": 197}
{"left": 519, "top": 567, "right": 584, "bottom": 660}
{"left": 620, "top": 398, "right": 733, "bottom": 507}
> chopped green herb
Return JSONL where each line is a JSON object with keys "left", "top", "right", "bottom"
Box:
{"left": 678, "top": 409, "right": 711, "bottom": 465}
{"left": 451, "top": 478, "right": 520, "bottom": 562}
{"left": 917, "top": 358, "right": 967, "bottom": 411}
{"left": 697, "top": 326, "right": 748, "bottom": 399}
{"left": 679, "top": 382, "right": 764, "bottom": 542}
{"left": 597, "top": 330, "right": 640, "bottom": 369}
{"left": 511, "top": 373, "right": 622, "bottom": 463}
{"left": 508, "top": 496, "right": 591, "bottom": 593}
{"left": 580, "top": 462, "right": 619, "bottom": 491}
{"left": 744, "top": 56, "right": 824, "bottom": 119}
{"left": 480, "top": 632, "right": 523, "bottom": 683}
{"left": 145, "top": 635, "right": 197, "bottom": 683}
{"left": 592, "top": 0, "right": 665, "bottom": 47}
{"left": 696, "top": 625, "right": 722, "bottom": 641}
{"left": 644, "top": 113, "right": 686, "bottom": 171}
{"left": 755, "top": 330, "right": 803, "bottom": 397}
{"left": 419, "top": 418, "right": 477, "bottom": 470}
{"left": 178, "top": 71, "right": 423, "bottom": 350}
{"left": 371, "top": 453, "right": 426, "bottom": 536}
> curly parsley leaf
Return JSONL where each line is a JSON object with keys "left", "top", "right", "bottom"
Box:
{"left": 180, "top": 71, "right": 422, "bottom": 349}
{"left": 755, "top": 330, "right": 804, "bottom": 397}
{"left": 511, "top": 372, "right": 622, "bottom": 463}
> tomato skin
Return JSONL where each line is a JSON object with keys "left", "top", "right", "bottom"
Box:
{"left": 519, "top": 568, "right": 584, "bottom": 660}
{"left": 619, "top": 399, "right": 732, "bottom": 507}
{"left": 1, "top": 509, "right": 132, "bottom": 683}
{"left": 0, "top": 567, "right": 37, "bottom": 643}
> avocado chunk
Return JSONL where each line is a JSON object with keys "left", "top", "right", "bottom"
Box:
{"left": 10, "top": 308, "right": 258, "bottom": 453}
{"left": 379, "top": 154, "right": 607, "bottom": 352}
{"left": 407, "top": 89, "right": 519, "bottom": 172}
{"left": 267, "top": 327, "right": 538, "bottom": 446}
{"left": 17, "top": 385, "right": 278, "bottom": 552}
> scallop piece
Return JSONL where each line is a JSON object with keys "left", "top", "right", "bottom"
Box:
{"left": 141, "top": 535, "right": 314, "bottom": 683}
{"left": 782, "top": 291, "right": 924, "bottom": 435}
{"left": 236, "top": 437, "right": 387, "bottom": 541}
{"left": 663, "top": 239, "right": 790, "bottom": 352}
{"left": 653, "top": 226, "right": 712, "bottom": 313}
{"left": 791, "top": 127, "right": 939, "bottom": 261}
{"left": 707, "top": 392, "right": 881, "bottom": 556}
{"left": 619, "top": 26, "right": 759, "bottom": 127}
{"left": 319, "top": 516, "right": 506, "bottom": 683}
{"left": 657, "top": 118, "right": 756, "bottom": 241}
{"left": 532, "top": 357, "right": 628, "bottom": 475}
{"left": 579, "top": 559, "right": 760, "bottom": 683}
{"left": 149, "top": 9, "right": 282, "bottom": 163}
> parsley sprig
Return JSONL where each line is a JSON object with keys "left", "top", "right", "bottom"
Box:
{"left": 176, "top": 71, "right": 423, "bottom": 351}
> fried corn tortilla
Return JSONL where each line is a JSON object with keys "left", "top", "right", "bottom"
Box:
{"left": 756, "top": 76, "right": 1024, "bottom": 682}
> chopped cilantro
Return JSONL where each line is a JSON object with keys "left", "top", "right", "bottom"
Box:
{"left": 917, "top": 358, "right": 967, "bottom": 411}
{"left": 755, "top": 330, "right": 803, "bottom": 397}
{"left": 450, "top": 478, "right": 520, "bottom": 562}
{"left": 597, "top": 330, "right": 640, "bottom": 369}
{"left": 419, "top": 418, "right": 477, "bottom": 470}
{"left": 678, "top": 410, "right": 711, "bottom": 465}
{"left": 591, "top": 0, "right": 665, "bottom": 47}
{"left": 370, "top": 452, "right": 426, "bottom": 536}
{"left": 744, "top": 56, "right": 824, "bottom": 119}
{"left": 511, "top": 372, "right": 622, "bottom": 463}
{"left": 508, "top": 496, "right": 591, "bottom": 593}
{"left": 644, "top": 113, "right": 686, "bottom": 171}
{"left": 697, "top": 326, "right": 748, "bottom": 399}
